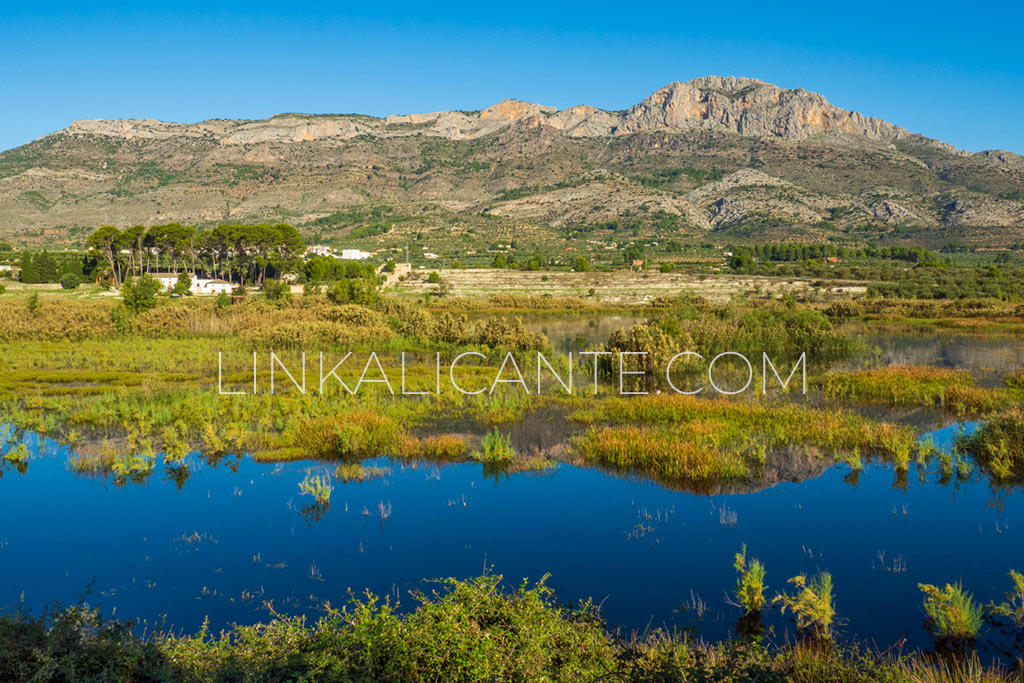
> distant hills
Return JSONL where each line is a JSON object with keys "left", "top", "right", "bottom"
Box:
{"left": 1, "top": 75, "right": 1022, "bottom": 249}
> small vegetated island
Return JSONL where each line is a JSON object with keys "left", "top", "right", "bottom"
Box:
{"left": 2, "top": 78, "right": 1024, "bottom": 680}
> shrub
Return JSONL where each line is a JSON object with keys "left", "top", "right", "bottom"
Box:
{"left": 919, "top": 582, "right": 983, "bottom": 642}
{"left": 774, "top": 572, "right": 835, "bottom": 639}
{"left": 60, "top": 273, "right": 81, "bottom": 289}
{"left": 121, "top": 275, "right": 160, "bottom": 314}
{"left": 110, "top": 306, "right": 133, "bottom": 335}
{"left": 427, "top": 271, "right": 441, "bottom": 284}
{"left": 261, "top": 278, "right": 290, "bottom": 302}
{"left": 326, "top": 278, "right": 379, "bottom": 305}
{"left": 172, "top": 272, "right": 191, "bottom": 296}
{"left": 215, "top": 292, "right": 231, "bottom": 309}
{"left": 473, "top": 316, "right": 546, "bottom": 350}
{"left": 475, "top": 429, "right": 515, "bottom": 464}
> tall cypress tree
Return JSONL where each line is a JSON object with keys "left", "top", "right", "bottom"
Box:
{"left": 19, "top": 251, "right": 37, "bottom": 283}
{"left": 35, "top": 251, "right": 58, "bottom": 283}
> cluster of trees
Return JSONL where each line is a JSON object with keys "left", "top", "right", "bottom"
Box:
{"left": 490, "top": 251, "right": 550, "bottom": 271}
{"left": 302, "top": 256, "right": 377, "bottom": 283}
{"left": 740, "top": 243, "right": 939, "bottom": 263}
{"left": 19, "top": 250, "right": 92, "bottom": 284}
{"left": 867, "top": 265, "right": 1024, "bottom": 300}
{"left": 87, "top": 223, "right": 305, "bottom": 286}
{"left": 728, "top": 243, "right": 945, "bottom": 272}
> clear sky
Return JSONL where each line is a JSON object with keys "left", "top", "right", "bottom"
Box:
{"left": 3, "top": 2, "right": 1022, "bottom": 154}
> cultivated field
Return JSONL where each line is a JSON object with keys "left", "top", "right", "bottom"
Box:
{"left": 386, "top": 268, "right": 867, "bottom": 304}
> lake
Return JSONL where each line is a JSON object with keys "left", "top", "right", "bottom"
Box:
{"left": 1, "top": 318, "right": 1022, "bottom": 663}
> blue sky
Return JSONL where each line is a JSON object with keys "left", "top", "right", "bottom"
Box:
{"left": 2, "top": 2, "right": 1022, "bottom": 153}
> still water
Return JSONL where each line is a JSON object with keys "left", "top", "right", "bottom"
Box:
{"left": 1, "top": 319, "right": 1022, "bottom": 662}
{"left": 0, "top": 421, "right": 1020, "bottom": 660}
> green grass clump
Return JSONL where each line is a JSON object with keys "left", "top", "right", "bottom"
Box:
{"left": 297, "top": 411, "right": 404, "bottom": 460}
{"left": 734, "top": 545, "right": 767, "bottom": 614}
{"left": 400, "top": 434, "right": 468, "bottom": 461}
{"left": 2, "top": 443, "right": 28, "bottom": 464}
{"left": 573, "top": 424, "right": 752, "bottom": 491}
{"left": 473, "top": 429, "right": 515, "bottom": 464}
{"left": 919, "top": 582, "right": 984, "bottom": 643}
{"left": 774, "top": 572, "right": 836, "bottom": 640}
{"left": 823, "top": 366, "right": 972, "bottom": 406}
{"left": 988, "top": 570, "right": 1024, "bottom": 629}
{"left": 1005, "top": 368, "right": 1024, "bottom": 390}
{"left": 957, "top": 411, "right": 1024, "bottom": 482}
{"left": 298, "top": 472, "right": 333, "bottom": 506}
{"left": 824, "top": 365, "right": 1022, "bottom": 416}
{"left": 569, "top": 394, "right": 917, "bottom": 488}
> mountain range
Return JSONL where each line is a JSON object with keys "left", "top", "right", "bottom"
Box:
{"left": 1, "top": 75, "right": 1022, "bottom": 249}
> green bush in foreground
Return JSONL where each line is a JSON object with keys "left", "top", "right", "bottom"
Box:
{"left": 734, "top": 544, "right": 768, "bottom": 614}
{"left": 0, "top": 574, "right": 1016, "bottom": 682}
{"left": 919, "top": 582, "right": 984, "bottom": 643}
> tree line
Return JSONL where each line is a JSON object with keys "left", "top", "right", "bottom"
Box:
{"left": 737, "top": 243, "right": 939, "bottom": 263}
{"left": 86, "top": 223, "right": 305, "bottom": 286}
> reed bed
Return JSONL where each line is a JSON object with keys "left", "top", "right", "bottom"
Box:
{"left": 569, "top": 393, "right": 918, "bottom": 488}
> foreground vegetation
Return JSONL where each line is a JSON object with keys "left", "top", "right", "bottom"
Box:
{"left": 1, "top": 571, "right": 1021, "bottom": 682}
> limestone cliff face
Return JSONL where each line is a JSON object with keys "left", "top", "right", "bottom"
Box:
{"left": 53, "top": 76, "right": 947, "bottom": 148}
{"left": 613, "top": 77, "right": 907, "bottom": 141}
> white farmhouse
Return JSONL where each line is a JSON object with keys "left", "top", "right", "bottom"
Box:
{"left": 144, "top": 272, "right": 233, "bottom": 295}
{"left": 338, "top": 249, "right": 373, "bottom": 260}
{"left": 306, "top": 245, "right": 334, "bottom": 257}
{"left": 148, "top": 272, "right": 180, "bottom": 292}
{"left": 195, "top": 279, "right": 233, "bottom": 295}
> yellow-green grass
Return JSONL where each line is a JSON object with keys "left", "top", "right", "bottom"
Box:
{"left": 823, "top": 365, "right": 1022, "bottom": 415}
{"left": 957, "top": 410, "right": 1024, "bottom": 482}
{"left": 569, "top": 393, "right": 918, "bottom": 488}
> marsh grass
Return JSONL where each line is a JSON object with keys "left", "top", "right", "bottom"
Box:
{"left": 68, "top": 448, "right": 157, "bottom": 485}
{"left": 919, "top": 582, "right": 984, "bottom": 643}
{"left": 298, "top": 411, "right": 403, "bottom": 460}
{"left": 3, "top": 571, "right": 1014, "bottom": 682}
{"left": 569, "top": 394, "right": 917, "bottom": 488}
{"left": 298, "top": 471, "right": 333, "bottom": 506}
{"left": 474, "top": 429, "right": 515, "bottom": 464}
{"left": 333, "top": 463, "right": 390, "bottom": 483}
{"left": 774, "top": 572, "right": 836, "bottom": 640}
{"left": 987, "top": 570, "right": 1024, "bottom": 630}
{"left": 824, "top": 365, "right": 1024, "bottom": 417}
{"left": 2, "top": 443, "right": 28, "bottom": 464}
{"left": 399, "top": 434, "right": 468, "bottom": 461}
{"left": 957, "top": 411, "right": 1024, "bottom": 482}
{"left": 733, "top": 545, "right": 767, "bottom": 614}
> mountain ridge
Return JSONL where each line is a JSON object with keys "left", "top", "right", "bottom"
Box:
{"left": 1, "top": 76, "right": 1023, "bottom": 248}
{"left": 52, "top": 76, "right": 970, "bottom": 152}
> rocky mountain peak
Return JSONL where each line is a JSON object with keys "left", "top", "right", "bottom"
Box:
{"left": 45, "top": 76, "right": 944, "bottom": 147}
